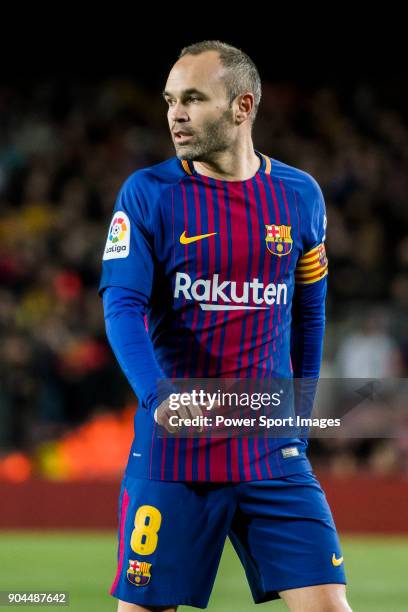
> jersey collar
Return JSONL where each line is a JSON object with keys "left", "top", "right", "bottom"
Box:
{"left": 181, "top": 149, "right": 271, "bottom": 178}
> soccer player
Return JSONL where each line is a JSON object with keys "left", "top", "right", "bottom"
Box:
{"left": 99, "top": 41, "right": 351, "bottom": 611}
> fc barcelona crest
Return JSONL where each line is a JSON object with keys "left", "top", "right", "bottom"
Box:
{"left": 318, "top": 243, "right": 328, "bottom": 267}
{"left": 127, "top": 559, "right": 152, "bottom": 587}
{"left": 265, "top": 224, "right": 293, "bottom": 256}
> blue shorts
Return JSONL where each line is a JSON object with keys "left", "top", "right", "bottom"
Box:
{"left": 110, "top": 472, "right": 346, "bottom": 608}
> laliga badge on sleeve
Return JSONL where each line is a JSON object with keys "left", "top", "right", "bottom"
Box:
{"left": 103, "top": 211, "right": 130, "bottom": 260}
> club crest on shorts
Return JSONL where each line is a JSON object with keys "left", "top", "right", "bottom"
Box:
{"left": 265, "top": 224, "right": 293, "bottom": 256}
{"left": 127, "top": 559, "right": 152, "bottom": 586}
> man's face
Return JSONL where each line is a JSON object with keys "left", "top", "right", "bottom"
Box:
{"left": 163, "top": 51, "right": 236, "bottom": 161}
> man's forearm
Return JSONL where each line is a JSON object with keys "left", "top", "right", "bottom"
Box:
{"left": 103, "top": 285, "right": 171, "bottom": 413}
{"left": 290, "top": 277, "right": 327, "bottom": 378}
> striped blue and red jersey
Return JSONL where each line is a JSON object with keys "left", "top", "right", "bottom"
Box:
{"left": 99, "top": 150, "right": 328, "bottom": 482}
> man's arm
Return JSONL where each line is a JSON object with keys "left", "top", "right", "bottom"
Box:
{"left": 99, "top": 175, "right": 173, "bottom": 418}
{"left": 291, "top": 170, "right": 329, "bottom": 378}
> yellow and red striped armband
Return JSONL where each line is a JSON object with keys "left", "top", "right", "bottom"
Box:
{"left": 295, "top": 242, "right": 328, "bottom": 284}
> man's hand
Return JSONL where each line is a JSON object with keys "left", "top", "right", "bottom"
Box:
{"left": 153, "top": 395, "right": 210, "bottom": 433}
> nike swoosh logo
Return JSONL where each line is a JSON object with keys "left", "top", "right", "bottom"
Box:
{"left": 180, "top": 230, "right": 217, "bottom": 244}
{"left": 332, "top": 553, "right": 344, "bottom": 567}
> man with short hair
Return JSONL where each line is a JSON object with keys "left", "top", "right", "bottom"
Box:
{"left": 100, "top": 40, "right": 351, "bottom": 611}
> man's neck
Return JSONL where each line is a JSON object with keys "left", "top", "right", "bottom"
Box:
{"left": 192, "top": 143, "right": 260, "bottom": 182}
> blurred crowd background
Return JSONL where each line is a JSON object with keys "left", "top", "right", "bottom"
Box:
{"left": 0, "top": 77, "right": 407, "bottom": 480}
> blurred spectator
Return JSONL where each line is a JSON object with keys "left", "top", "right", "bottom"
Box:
{"left": 336, "top": 310, "right": 403, "bottom": 378}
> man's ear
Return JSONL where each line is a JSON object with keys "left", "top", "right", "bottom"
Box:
{"left": 235, "top": 93, "right": 254, "bottom": 124}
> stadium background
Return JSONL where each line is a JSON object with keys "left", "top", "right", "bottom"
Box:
{"left": 1, "top": 29, "right": 407, "bottom": 611}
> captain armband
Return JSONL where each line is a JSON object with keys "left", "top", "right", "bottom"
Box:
{"left": 295, "top": 243, "right": 328, "bottom": 285}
